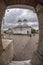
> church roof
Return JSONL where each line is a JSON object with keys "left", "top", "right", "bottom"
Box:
{"left": 23, "top": 19, "right": 28, "bottom": 22}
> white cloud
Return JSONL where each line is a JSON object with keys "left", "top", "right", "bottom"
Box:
{"left": 3, "top": 8, "right": 39, "bottom": 30}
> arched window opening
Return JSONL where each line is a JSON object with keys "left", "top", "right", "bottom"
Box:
{"left": 1, "top": 5, "right": 39, "bottom": 61}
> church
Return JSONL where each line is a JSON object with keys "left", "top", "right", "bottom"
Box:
{"left": 12, "top": 23, "right": 31, "bottom": 34}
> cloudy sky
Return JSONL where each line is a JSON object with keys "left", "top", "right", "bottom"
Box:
{"left": 2, "top": 8, "right": 39, "bottom": 30}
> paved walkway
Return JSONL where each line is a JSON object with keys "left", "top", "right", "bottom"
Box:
{"left": 9, "top": 34, "right": 38, "bottom": 65}
{"left": 14, "top": 34, "right": 39, "bottom": 60}
{"left": 3, "top": 34, "right": 39, "bottom": 60}
{"left": 9, "top": 60, "right": 31, "bottom": 65}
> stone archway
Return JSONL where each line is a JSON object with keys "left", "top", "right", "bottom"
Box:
{"left": 0, "top": 0, "right": 43, "bottom": 65}
{"left": 0, "top": 1, "right": 7, "bottom": 55}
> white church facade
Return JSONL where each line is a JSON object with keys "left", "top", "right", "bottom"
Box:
{"left": 12, "top": 24, "right": 31, "bottom": 34}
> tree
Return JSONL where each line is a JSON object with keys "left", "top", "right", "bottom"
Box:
{"left": 4, "top": 30, "right": 7, "bottom": 33}
{"left": 31, "top": 28, "right": 36, "bottom": 34}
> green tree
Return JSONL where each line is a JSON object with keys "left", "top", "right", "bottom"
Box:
{"left": 31, "top": 28, "right": 36, "bottom": 34}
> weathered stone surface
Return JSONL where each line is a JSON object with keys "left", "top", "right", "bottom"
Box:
{"left": 31, "top": 5, "right": 43, "bottom": 65}
{"left": 38, "top": 6, "right": 43, "bottom": 55}
{"left": 0, "top": 1, "right": 6, "bottom": 55}
{"left": 0, "top": 39, "right": 14, "bottom": 65}
{"left": 31, "top": 52, "right": 43, "bottom": 65}
{"left": 9, "top": 60, "right": 31, "bottom": 65}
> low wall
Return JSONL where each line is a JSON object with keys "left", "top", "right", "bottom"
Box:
{"left": 0, "top": 39, "right": 14, "bottom": 65}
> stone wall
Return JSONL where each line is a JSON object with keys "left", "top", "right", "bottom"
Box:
{"left": 31, "top": 5, "right": 43, "bottom": 65}
{"left": 0, "top": 0, "right": 6, "bottom": 55}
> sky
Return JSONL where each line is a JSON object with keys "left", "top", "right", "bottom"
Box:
{"left": 2, "top": 8, "right": 39, "bottom": 30}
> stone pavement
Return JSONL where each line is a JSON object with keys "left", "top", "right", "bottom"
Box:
{"left": 13, "top": 34, "right": 39, "bottom": 60}
{"left": 9, "top": 60, "right": 31, "bottom": 65}
{"left": 3, "top": 34, "right": 39, "bottom": 60}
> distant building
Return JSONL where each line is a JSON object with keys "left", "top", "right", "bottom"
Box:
{"left": 12, "top": 24, "right": 31, "bottom": 34}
